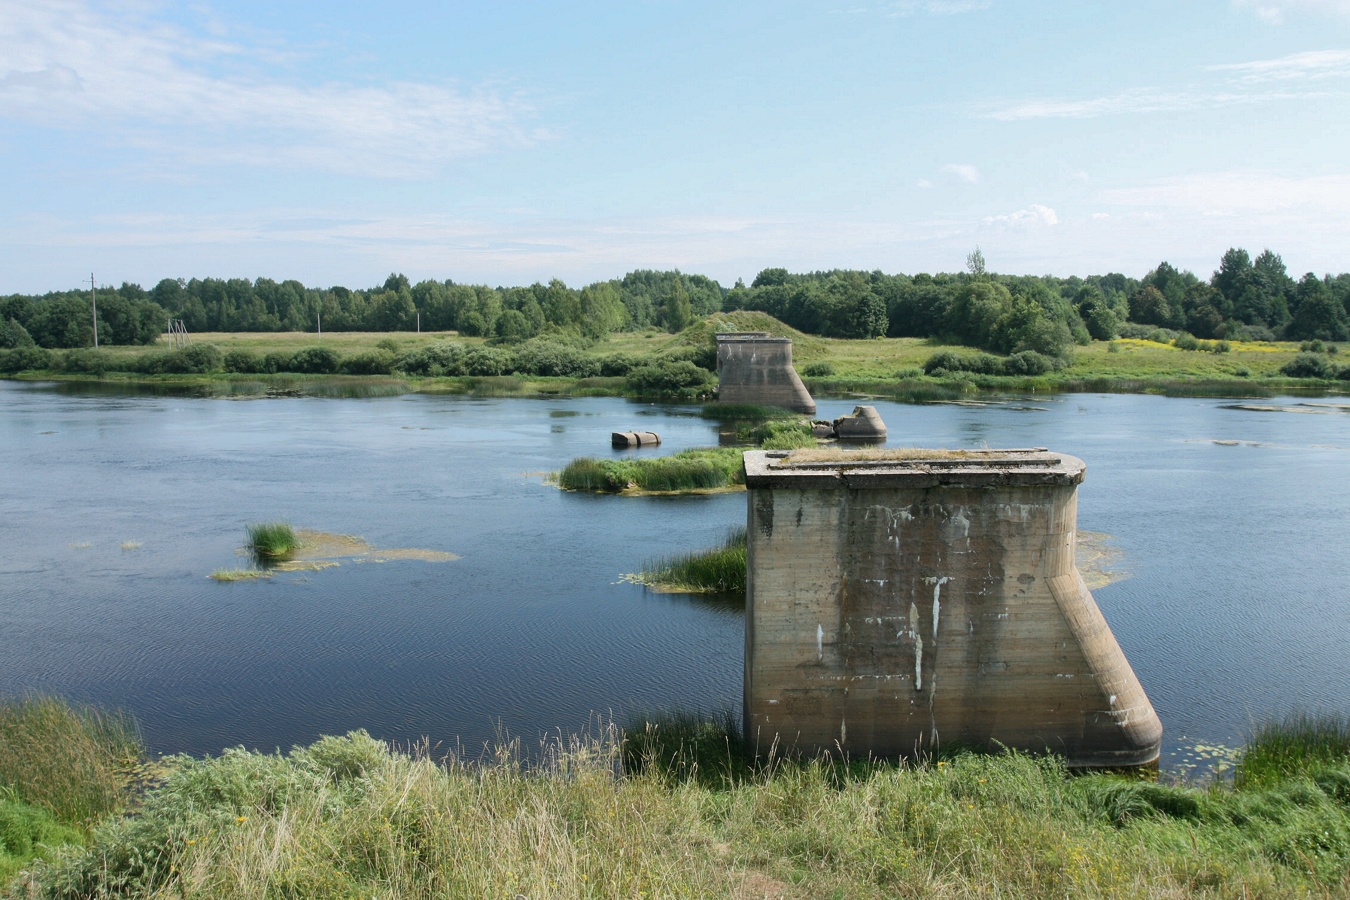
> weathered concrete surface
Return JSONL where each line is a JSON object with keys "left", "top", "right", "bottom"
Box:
{"left": 742, "top": 448, "right": 1161, "bottom": 768}
{"left": 832, "top": 405, "right": 887, "bottom": 441}
{"left": 716, "top": 333, "right": 815, "bottom": 415}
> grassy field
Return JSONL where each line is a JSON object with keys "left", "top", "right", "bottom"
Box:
{"left": 4, "top": 697, "right": 1350, "bottom": 898}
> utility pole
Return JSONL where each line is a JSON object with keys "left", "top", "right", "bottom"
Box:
{"left": 90, "top": 273, "right": 99, "bottom": 348}
{"left": 317, "top": 309, "right": 322, "bottom": 335}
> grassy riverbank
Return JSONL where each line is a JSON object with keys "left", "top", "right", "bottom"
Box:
{"left": 3, "top": 697, "right": 1350, "bottom": 898}
{"left": 3, "top": 313, "right": 1344, "bottom": 400}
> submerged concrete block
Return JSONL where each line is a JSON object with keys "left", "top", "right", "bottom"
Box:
{"left": 716, "top": 333, "right": 815, "bottom": 415}
{"left": 832, "top": 405, "right": 887, "bottom": 441}
{"left": 742, "top": 448, "right": 1161, "bottom": 768}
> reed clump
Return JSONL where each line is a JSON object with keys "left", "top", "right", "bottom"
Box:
{"left": 246, "top": 521, "right": 300, "bottom": 564}
{"left": 0, "top": 696, "right": 142, "bottom": 828}
{"left": 640, "top": 528, "right": 747, "bottom": 594}
{"left": 1236, "top": 711, "right": 1350, "bottom": 790}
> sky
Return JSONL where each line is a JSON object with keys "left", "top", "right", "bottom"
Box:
{"left": 2, "top": 0, "right": 1349, "bottom": 294}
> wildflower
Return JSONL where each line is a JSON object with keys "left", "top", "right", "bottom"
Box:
{"left": 236, "top": 816, "right": 248, "bottom": 823}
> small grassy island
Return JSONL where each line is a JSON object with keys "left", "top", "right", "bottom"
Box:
{"left": 2, "top": 696, "right": 1349, "bottom": 897}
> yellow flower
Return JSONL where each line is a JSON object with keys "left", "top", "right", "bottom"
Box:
{"left": 236, "top": 816, "right": 248, "bottom": 823}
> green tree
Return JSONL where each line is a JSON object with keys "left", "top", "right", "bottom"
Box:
{"left": 1287, "top": 273, "right": 1349, "bottom": 341}
{"left": 579, "top": 282, "right": 628, "bottom": 339}
{"left": 948, "top": 281, "right": 1012, "bottom": 350}
{"left": 665, "top": 276, "right": 693, "bottom": 332}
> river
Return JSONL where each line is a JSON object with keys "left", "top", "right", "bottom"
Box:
{"left": 1, "top": 381, "right": 1347, "bottom": 771}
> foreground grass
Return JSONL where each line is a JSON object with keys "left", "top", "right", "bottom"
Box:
{"left": 0, "top": 697, "right": 142, "bottom": 883}
{"left": 6, "top": 711, "right": 1350, "bottom": 898}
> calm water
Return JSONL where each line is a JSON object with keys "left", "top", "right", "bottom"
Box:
{"left": 2, "top": 381, "right": 1348, "bottom": 767}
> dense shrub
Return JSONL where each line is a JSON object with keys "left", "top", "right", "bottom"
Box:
{"left": 223, "top": 349, "right": 263, "bottom": 373}
{"left": 149, "top": 343, "right": 223, "bottom": 374}
{"left": 340, "top": 349, "right": 395, "bottom": 375}
{"left": 1002, "top": 350, "right": 1056, "bottom": 376}
{"left": 260, "top": 351, "right": 292, "bottom": 374}
{"left": 598, "top": 353, "right": 642, "bottom": 377}
{"left": 460, "top": 347, "right": 511, "bottom": 376}
{"left": 288, "top": 346, "right": 341, "bottom": 374}
{"left": 923, "top": 351, "right": 1002, "bottom": 376}
{"left": 626, "top": 360, "right": 715, "bottom": 397}
{"left": 58, "top": 349, "right": 116, "bottom": 376}
{"left": 1172, "top": 333, "right": 1200, "bottom": 351}
{"left": 0, "top": 346, "right": 52, "bottom": 373}
{"left": 1281, "top": 352, "right": 1335, "bottom": 379}
{"left": 801, "top": 361, "right": 835, "bottom": 377}
{"left": 395, "top": 343, "right": 464, "bottom": 376}
{"left": 511, "top": 339, "right": 600, "bottom": 377}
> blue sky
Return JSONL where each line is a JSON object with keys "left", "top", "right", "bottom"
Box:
{"left": 2, "top": 0, "right": 1348, "bottom": 294}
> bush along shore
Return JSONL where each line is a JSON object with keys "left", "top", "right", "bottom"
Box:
{"left": 3, "top": 697, "right": 1350, "bottom": 898}
{"left": 2, "top": 310, "right": 1347, "bottom": 402}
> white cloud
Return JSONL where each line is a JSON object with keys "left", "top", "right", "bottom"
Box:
{"left": 0, "top": 1, "right": 542, "bottom": 177}
{"left": 916, "top": 178, "right": 933, "bottom": 189}
{"left": 942, "top": 163, "right": 981, "bottom": 183}
{"left": 983, "top": 204, "right": 1058, "bottom": 227}
{"left": 1100, "top": 170, "right": 1350, "bottom": 215}
{"left": 1207, "top": 49, "right": 1350, "bottom": 82}
{"left": 1232, "top": 0, "right": 1350, "bottom": 23}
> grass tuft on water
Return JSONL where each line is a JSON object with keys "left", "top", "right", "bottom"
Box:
{"left": 557, "top": 447, "right": 745, "bottom": 493}
{"left": 640, "top": 528, "right": 747, "bottom": 594}
{"left": 246, "top": 521, "right": 301, "bottom": 564}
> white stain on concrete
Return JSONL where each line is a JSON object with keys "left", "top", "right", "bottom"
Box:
{"left": 924, "top": 576, "right": 951, "bottom": 639}
{"left": 817, "top": 623, "right": 824, "bottom": 661}
{"left": 910, "top": 601, "right": 923, "bottom": 690}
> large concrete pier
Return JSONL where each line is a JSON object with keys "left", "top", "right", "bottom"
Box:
{"left": 742, "top": 448, "right": 1161, "bottom": 768}
{"left": 715, "top": 333, "right": 815, "bottom": 414}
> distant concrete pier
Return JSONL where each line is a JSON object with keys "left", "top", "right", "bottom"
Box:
{"left": 742, "top": 448, "right": 1161, "bottom": 768}
{"left": 715, "top": 333, "right": 815, "bottom": 415}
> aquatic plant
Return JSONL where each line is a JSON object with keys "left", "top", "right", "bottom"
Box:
{"left": 557, "top": 448, "right": 745, "bottom": 494}
{"left": 1236, "top": 711, "right": 1350, "bottom": 790}
{"left": 640, "top": 527, "right": 746, "bottom": 595}
{"left": 741, "top": 419, "right": 815, "bottom": 450}
{"left": 246, "top": 521, "right": 300, "bottom": 564}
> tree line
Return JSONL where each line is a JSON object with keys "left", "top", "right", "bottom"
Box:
{"left": 3, "top": 249, "right": 1348, "bottom": 353}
